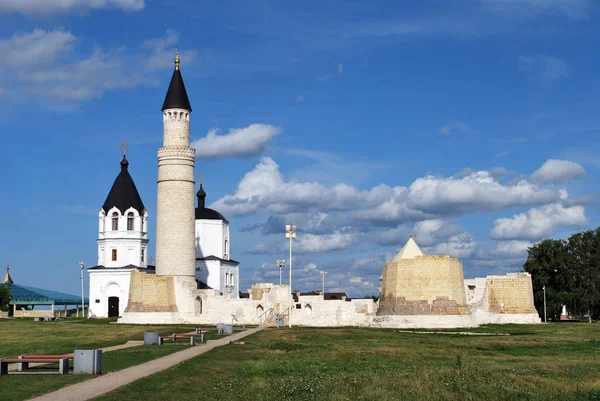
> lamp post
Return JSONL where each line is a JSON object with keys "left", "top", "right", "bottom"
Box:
{"left": 320, "top": 270, "right": 327, "bottom": 298}
{"left": 79, "top": 261, "right": 85, "bottom": 319}
{"left": 543, "top": 285, "right": 547, "bottom": 323}
{"left": 277, "top": 260, "right": 285, "bottom": 285}
{"left": 285, "top": 225, "right": 296, "bottom": 328}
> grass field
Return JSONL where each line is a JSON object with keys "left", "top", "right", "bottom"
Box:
{"left": 1, "top": 320, "right": 599, "bottom": 401}
{"left": 0, "top": 318, "right": 223, "bottom": 401}
{"left": 94, "top": 323, "right": 600, "bottom": 401}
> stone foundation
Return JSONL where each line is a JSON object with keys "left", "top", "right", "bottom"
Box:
{"left": 377, "top": 296, "right": 469, "bottom": 316}
{"left": 124, "top": 271, "right": 177, "bottom": 313}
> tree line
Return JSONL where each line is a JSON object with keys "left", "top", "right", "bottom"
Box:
{"left": 524, "top": 227, "right": 600, "bottom": 322}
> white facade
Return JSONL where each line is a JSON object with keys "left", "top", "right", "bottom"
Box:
{"left": 98, "top": 207, "right": 148, "bottom": 267}
{"left": 195, "top": 219, "right": 230, "bottom": 259}
{"left": 89, "top": 268, "right": 134, "bottom": 318}
{"left": 194, "top": 217, "right": 239, "bottom": 297}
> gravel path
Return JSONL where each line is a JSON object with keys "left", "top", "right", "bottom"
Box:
{"left": 27, "top": 327, "right": 263, "bottom": 401}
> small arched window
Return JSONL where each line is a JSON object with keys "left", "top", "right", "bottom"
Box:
{"left": 225, "top": 273, "right": 229, "bottom": 286}
{"left": 112, "top": 212, "right": 119, "bottom": 230}
{"left": 112, "top": 249, "right": 117, "bottom": 261}
{"left": 224, "top": 240, "right": 228, "bottom": 258}
{"left": 127, "top": 212, "right": 134, "bottom": 231}
{"left": 141, "top": 217, "right": 144, "bottom": 232}
{"left": 230, "top": 274, "right": 234, "bottom": 286}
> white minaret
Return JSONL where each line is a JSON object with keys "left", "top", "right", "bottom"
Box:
{"left": 155, "top": 50, "right": 196, "bottom": 279}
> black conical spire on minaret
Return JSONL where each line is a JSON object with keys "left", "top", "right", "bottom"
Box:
{"left": 161, "top": 49, "right": 192, "bottom": 112}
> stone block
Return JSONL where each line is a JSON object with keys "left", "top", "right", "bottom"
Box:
{"left": 144, "top": 332, "right": 160, "bottom": 345}
{"left": 74, "top": 349, "right": 102, "bottom": 374}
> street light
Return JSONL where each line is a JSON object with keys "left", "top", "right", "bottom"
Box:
{"left": 543, "top": 285, "right": 547, "bottom": 323}
{"left": 277, "top": 260, "right": 285, "bottom": 285}
{"left": 320, "top": 270, "right": 327, "bottom": 298}
{"left": 79, "top": 261, "right": 85, "bottom": 319}
{"left": 285, "top": 225, "right": 296, "bottom": 328}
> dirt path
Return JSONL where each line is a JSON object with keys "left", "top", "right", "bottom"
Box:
{"left": 27, "top": 327, "right": 263, "bottom": 401}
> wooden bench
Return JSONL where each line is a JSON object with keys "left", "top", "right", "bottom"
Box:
{"left": 160, "top": 333, "right": 205, "bottom": 345}
{"left": 0, "top": 354, "right": 72, "bottom": 375}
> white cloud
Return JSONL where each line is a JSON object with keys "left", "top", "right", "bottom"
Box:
{"left": 490, "top": 240, "right": 533, "bottom": 258}
{"left": 426, "top": 233, "right": 479, "bottom": 259}
{"left": 530, "top": 159, "right": 586, "bottom": 184}
{"left": 296, "top": 95, "right": 304, "bottom": 102}
{"left": 213, "top": 157, "right": 559, "bottom": 221}
{"left": 337, "top": 63, "right": 344, "bottom": 75}
{"left": 489, "top": 203, "right": 588, "bottom": 240}
{"left": 0, "top": 29, "right": 193, "bottom": 105}
{"left": 0, "top": 0, "right": 144, "bottom": 15}
{"left": 519, "top": 55, "right": 570, "bottom": 82}
{"left": 439, "top": 125, "right": 451, "bottom": 135}
{"left": 407, "top": 171, "right": 557, "bottom": 214}
{"left": 192, "top": 124, "right": 280, "bottom": 160}
{"left": 438, "top": 121, "right": 470, "bottom": 135}
{"left": 252, "top": 232, "right": 359, "bottom": 254}
{"left": 303, "top": 263, "right": 318, "bottom": 271}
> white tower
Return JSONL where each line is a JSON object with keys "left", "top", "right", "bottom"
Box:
{"left": 91, "top": 153, "right": 149, "bottom": 318}
{"left": 97, "top": 154, "right": 149, "bottom": 268}
{"left": 155, "top": 50, "right": 196, "bottom": 279}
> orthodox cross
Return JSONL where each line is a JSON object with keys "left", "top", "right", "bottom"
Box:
{"left": 408, "top": 225, "right": 414, "bottom": 238}
{"left": 119, "top": 140, "right": 129, "bottom": 156}
{"left": 199, "top": 172, "right": 204, "bottom": 185}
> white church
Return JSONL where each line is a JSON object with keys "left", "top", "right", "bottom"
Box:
{"left": 88, "top": 155, "right": 239, "bottom": 318}
{"left": 85, "top": 51, "right": 539, "bottom": 328}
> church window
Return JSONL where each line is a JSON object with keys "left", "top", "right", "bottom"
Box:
{"left": 224, "top": 240, "right": 228, "bottom": 258}
{"left": 127, "top": 212, "right": 134, "bottom": 231}
{"left": 141, "top": 217, "right": 144, "bottom": 232}
{"left": 230, "top": 274, "right": 234, "bottom": 286}
{"left": 141, "top": 249, "right": 145, "bottom": 262}
{"left": 112, "top": 212, "right": 119, "bottom": 230}
{"left": 112, "top": 249, "right": 117, "bottom": 261}
{"left": 225, "top": 273, "right": 229, "bottom": 285}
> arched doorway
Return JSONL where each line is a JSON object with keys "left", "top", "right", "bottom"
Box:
{"left": 195, "top": 297, "right": 202, "bottom": 316}
{"left": 108, "top": 296, "right": 119, "bottom": 317}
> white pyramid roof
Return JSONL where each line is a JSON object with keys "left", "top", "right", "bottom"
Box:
{"left": 393, "top": 235, "right": 424, "bottom": 261}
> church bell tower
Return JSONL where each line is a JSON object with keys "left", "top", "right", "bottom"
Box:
{"left": 155, "top": 50, "right": 196, "bottom": 279}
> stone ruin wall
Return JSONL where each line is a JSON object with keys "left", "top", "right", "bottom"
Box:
{"left": 125, "top": 270, "right": 178, "bottom": 312}
{"left": 486, "top": 273, "right": 537, "bottom": 314}
{"left": 378, "top": 256, "right": 469, "bottom": 315}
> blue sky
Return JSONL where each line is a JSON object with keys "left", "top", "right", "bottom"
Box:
{"left": 1, "top": 0, "right": 600, "bottom": 298}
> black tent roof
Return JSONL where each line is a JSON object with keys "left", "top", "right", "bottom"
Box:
{"left": 102, "top": 156, "right": 145, "bottom": 214}
{"left": 161, "top": 63, "right": 191, "bottom": 111}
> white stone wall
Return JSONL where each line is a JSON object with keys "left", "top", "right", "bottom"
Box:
{"left": 156, "top": 107, "right": 196, "bottom": 279}
{"left": 88, "top": 268, "right": 133, "bottom": 317}
{"left": 195, "top": 219, "right": 230, "bottom": 259}
{"left": 98, "top": 207, "right": 148, "bottom": 267}
{"left": 195, "top": 259, "right": 239, "bottom": 298}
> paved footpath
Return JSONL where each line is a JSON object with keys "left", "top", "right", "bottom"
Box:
{"left": 28, "top": 327, "right": 263, "bottom": 401}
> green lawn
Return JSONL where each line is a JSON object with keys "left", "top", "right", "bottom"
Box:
{"left": 0, "top": 318, "right": 229, "bottom": 401}
{"left": 94, "top": 323, "right": 600, "bottom": 401}
{"left": 1, "top": 320, "right": 599, "bottom": 401}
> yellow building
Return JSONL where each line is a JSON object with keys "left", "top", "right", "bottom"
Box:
{"left": 378, "top": 234, "right": 469, "bottom": 315}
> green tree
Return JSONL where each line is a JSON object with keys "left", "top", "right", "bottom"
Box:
{"left": 525, "top": 229, "right": 600, "bottom": 322}
{"left": 0, "top": 286, "right": 11, "bottom": 311}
